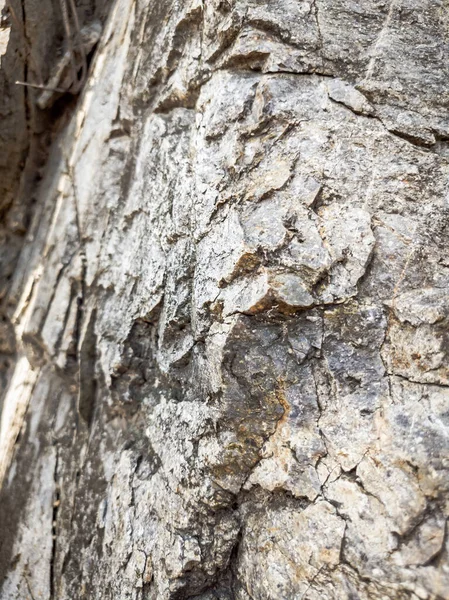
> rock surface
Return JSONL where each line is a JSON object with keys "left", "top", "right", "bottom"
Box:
{"left": 0, "top": 0, "right": 448, "bottom": 598}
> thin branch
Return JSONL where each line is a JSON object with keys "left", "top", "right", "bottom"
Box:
{"left": 6, "top": 0, "right": 43, "bottom": 84}
{"left": 59, "top": 0, "right": 78, "bottom": 87}
{"left": 67, "top": 0, "right": 87, "bottom": 93}
{"left": 15, "top": 80, "right": 66, "bottom": 93}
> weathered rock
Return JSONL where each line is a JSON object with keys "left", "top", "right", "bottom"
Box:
{"left": 0, "top": 0, "right": 448, "bottom": 599}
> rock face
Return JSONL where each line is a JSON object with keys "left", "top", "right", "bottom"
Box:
{"left": 0, "top": 0, "right": 448, "bottom": 599}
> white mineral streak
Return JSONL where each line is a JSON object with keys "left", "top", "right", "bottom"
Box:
{"left": 0, "top": 0, "right": 448, "bottom": 598}
{"left": 0, "top": 356, "right": 38, "bottom": 487}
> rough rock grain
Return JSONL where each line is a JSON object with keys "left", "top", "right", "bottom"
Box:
{"left": 0, "top": 0, "right": 448, "bottom": 598}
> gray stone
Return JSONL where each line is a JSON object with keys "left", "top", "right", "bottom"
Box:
{"left": 0, "top": 0, "right": 448, "bottom": 598}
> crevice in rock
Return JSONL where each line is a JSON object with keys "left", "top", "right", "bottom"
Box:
{"left": 421, "top": 517, "right": 448, "bottom": 568}
{"left": 327, "top": 94, "right": 442, "bottom": 154}
{"left": 388, "top": 372, "right": 449, "bottom": 389}
{"left": 49, "top": 446, "right": 60, "bottom": 599}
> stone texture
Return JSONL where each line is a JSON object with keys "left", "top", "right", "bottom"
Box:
{"left": 0, "top": 0, "right": 448, "bottom": 599}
